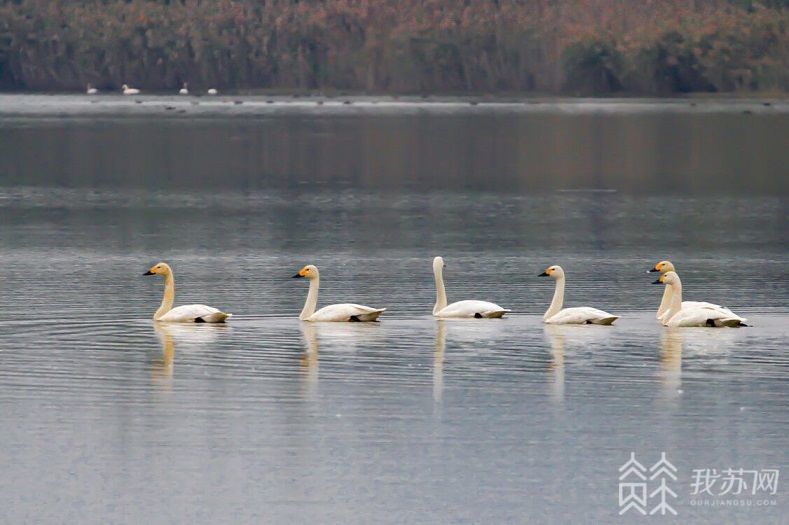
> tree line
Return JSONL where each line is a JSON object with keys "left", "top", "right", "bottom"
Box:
{"left": 0, "top": 0, "right": 786, "bottom": 95}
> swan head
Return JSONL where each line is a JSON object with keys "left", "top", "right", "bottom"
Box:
{"left": 653, "top": 271, "right": 680, "bottom": 286}
{"left": 292, "top": 264, "right": 319, "bottom": 280}
{"left": 144, "top": 262, "right": 172, "bottom": 277}
{"left": 649, "top": 260, "right": 675, "bottom": 274}
{"left": 433, "top": 256, "right": 445, "bottom": 272}
{"left": 539, "top": 265, "right": 564, "bottom": 279}
{"left": 122, "top": 84, "right": 129, "bottom": 90}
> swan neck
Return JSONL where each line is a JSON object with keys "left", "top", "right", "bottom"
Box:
{"left": 155, "top": 273, "right": 175, "bottom": 320}
{"left": 665, "top": 280, "right": 683, "bottom": 321}
{"left": 433, "top": 266, "right": 447, "bottom": 316}
{"left": 657, "top": 283, "right": 673, "bottom": 319}
{"left": 545, "top": 276, "right": 564, "bottom": 320}
{"left": 300, "top": 276, "right": 319, "bottom": 320}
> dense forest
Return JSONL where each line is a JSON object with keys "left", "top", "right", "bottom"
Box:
{"left": 0, "top": 0, "right": 787, "bottom": 95}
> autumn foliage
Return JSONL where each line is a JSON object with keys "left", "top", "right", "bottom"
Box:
{"left": 0, "top": 0, "right": 786, "bottom": 94}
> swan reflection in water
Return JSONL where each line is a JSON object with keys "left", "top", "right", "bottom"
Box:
{"left": 431, "top": 319, "right": 511, "bottom": 405}
{"left": 298, "top": 322, "right": 319, "bottom": 393}
{"left": 542, "top": 325, "right": 566, "bottom": 403}
{"left": 152, "top": 323, "right": 175, "bottom": 388}
{"left": 542, "top": 324, "right": 614, "bottom": 403}
{"left": 433, "top": 321, "right": 446, "bottom": 404}
{"left": 659, "top": 329, "right": 683, "bottom": 398}
{"left": 657, "top": 327, "right": 742, "bottom": 399}
{"left": 297, "top": 322, "right": 384, "bottom": 395}
{"left": 151, "top": 322, "right": 227, "bottom": 390}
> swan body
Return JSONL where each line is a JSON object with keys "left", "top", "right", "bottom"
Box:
{"left": 432, "top": 257, "right": 509, "bottom": 318}
{"left": 293, "top": 265, "right": 385, "bottom": 322}
{"left": 157, "top": 304, "right": 228, "bottom": 323}
{"left": 207, "top": 88, "right": 218, "bottom": 95}
{"left": 435, "top": 299, "right": 508, "bottom": 319}
{"left": 144, "top": 262, "right": 231, "bottom": 323}
{"left": 653, "top": 272, "right": 746, "bottom": 327}
{"left": 649, "top": 260, "right": 739, "bottom": 322}
{"left": 86, "top": 84, "right": 98, "bottom": 95}
{"left": 539, "top": 265, "right": 618, "bottom": 325}
{"left": 302, "top": 303, "right": 385, "bottom": 322}
{"left": 660, "top": 300, "right": 735, "bottom": 324}
{"left": 179, "top": 82, "right": 189, "bottom": 95}
{"left": 664, "top": 307, "right": 745, "bottom": 328}
{"left": 544, "top": 306, "right": 619, "bottom": 325}
{"left": 122, "top": 84, "right": 140, "bottom": 95}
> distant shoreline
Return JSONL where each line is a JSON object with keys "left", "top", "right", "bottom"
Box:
{"left": 0, "top": 94, "right": 785, "bottom": 119}
{"left": 1, "top": 90, "right": 787, "bottom": 101}
{"left": 2, "top": 2, "right": 786, "bottom": 96}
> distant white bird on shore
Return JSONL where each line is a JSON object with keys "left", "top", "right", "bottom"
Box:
{"left": 179, "top": 82, "right": 189, "bottom": 95}
{"left": 207, "top": 88, "right": 218, "bottom": 95}
{"left": 86, "top": 83, "right": 98, "bottom": 95}
{"left": 122, "top": 84, "right": 140, "bottom": 95}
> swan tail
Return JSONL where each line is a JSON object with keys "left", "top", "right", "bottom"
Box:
{"left": 195, "top": 312, "right": 231, "bottom": 323}
{"left": 590, "top": 316, "right": 619, "bottom": 325}
{"left": 353, "top": 308, "right": 386, "bottom": 322}
{"left": 481, "top": 309, "right": 510, "bottom": 319}
{"left": 714, "top": 317, "right": 746, "bottom": 328}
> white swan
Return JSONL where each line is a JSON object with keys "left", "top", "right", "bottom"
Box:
{"left": 86, "top": 83, "right": 98, "bottom": 95}
{"left": 653, "top": 272, "right": 746, "bottom": 327}
{"left": 122, "top": 84, "right": 140, "bottom": 95}
{"left": 649, "top": 260, "right": 738, "bottom": 322}
{"left": 432, "top": 256, "right": 510, "bottom": 318}
{"left": 207, "top": 88, "right": 219, "bottom": 95}
{"left": 292, "top": 265, "right": 385, "bottom": 322}
{"left": 144, "top": 262, "right": 231, "bottom": 323}
{"left": 538, "top": 265, "right": 618, "bottom": 325}
{"left": 179, "top": 82, "right": 189, "bottom": 95}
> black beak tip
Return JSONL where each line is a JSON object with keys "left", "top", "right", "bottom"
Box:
{"left": 538, "top": 271, "right": 549, "bottom": 277}
{"left": 652, "top": 279, "right": 662, "bottom": 285}
{"left": 648, "top": 268, "right": 659, "bottom": 273}
{"left": 292, "top": 273, "right": 302, "bottom": 278}
{"left": 143, "top": 270, "right": 154, "bottom": 276}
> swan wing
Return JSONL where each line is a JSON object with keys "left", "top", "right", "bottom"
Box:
{"left": 684, "top": 300, "right": 721, "bottom": 309}
{"left": 436, "top": 300, "right": 510, "bottom": 319}
{"left": 659, "top": 301, "right": 731, "bottom": 323}
{"left": 666, "top": 305, "right": 746, "bottom": 327}
{"left": 158, "top": 304, "right": 231, "bottom": 323}
{"left": 545, "top": 307, "right": 618, "bottom": 325}
{"left": 683, "top": 301, "right": 741, "bottom": 319}
{"left": 309, "top": 304, "right": 385, "bottom": 322}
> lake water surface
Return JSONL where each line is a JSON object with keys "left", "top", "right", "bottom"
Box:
{"left": 0, "top": 96, "right": 787, "bottom": 524}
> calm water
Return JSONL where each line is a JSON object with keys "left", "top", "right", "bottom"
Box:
{"left": 0, "top": 96, "right": 787, "bottom": 523}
